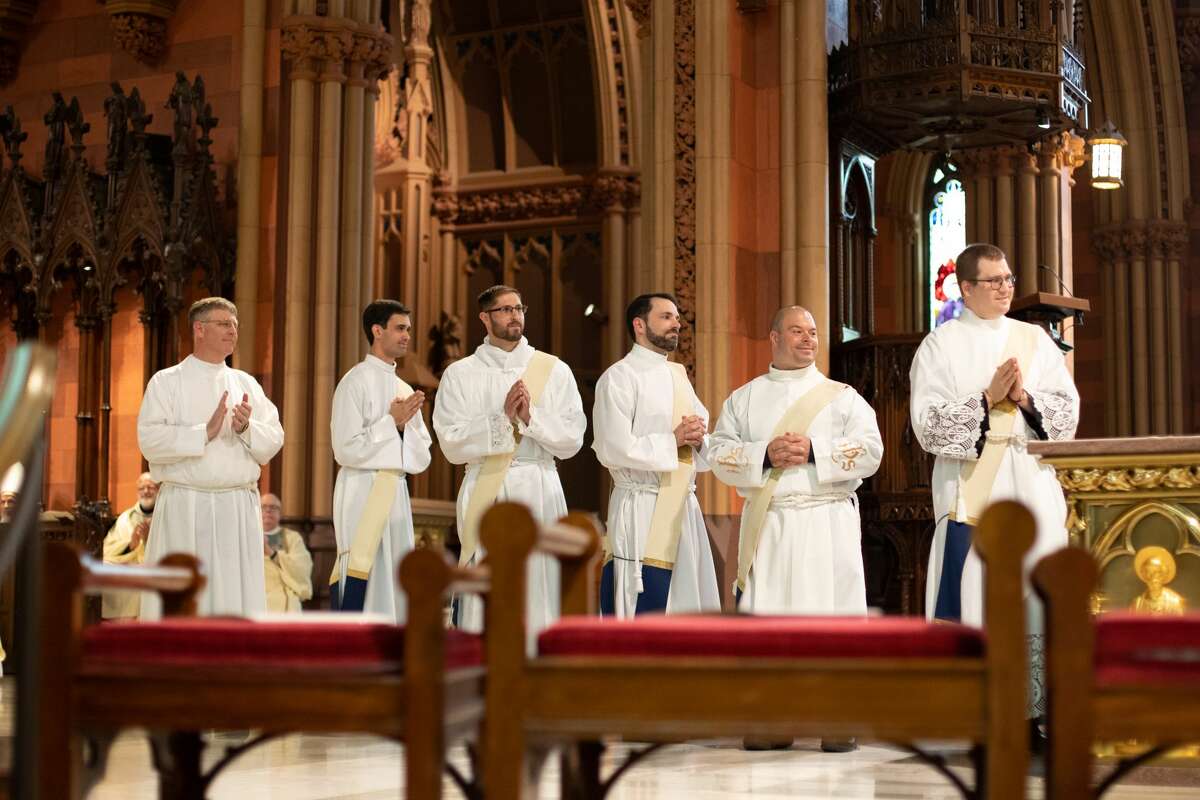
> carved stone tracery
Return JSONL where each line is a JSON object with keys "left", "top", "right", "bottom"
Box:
{"left": 432, "top": 173, "right": 640, "bottom": 226}
{"left": 673, "top": 0, "right": 696, "bottom": 378}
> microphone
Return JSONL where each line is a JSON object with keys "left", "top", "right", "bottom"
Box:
{"left": 1036, "top": 264, "right": 1074, "bottom": 297}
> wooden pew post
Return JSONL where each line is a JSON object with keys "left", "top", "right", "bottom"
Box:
{"left": 400, "top": 548, "right": 455, "bottom": 800}
{"left": 39, "top": 543, "right": 86, "bottom": 800}
{"left": 558, "top": 512, "right": 600, "bottom": 616}
{"left": 973, "top": 501, "right": 1034, "bottom": 799}
{"left": 1033, "top": 546, "right": 1098, "bottom": 800}
{"left": 482, "top": 504, "right": 540, "bottom": 800}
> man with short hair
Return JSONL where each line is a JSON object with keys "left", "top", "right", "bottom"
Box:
{"left": 709, "top": 306, "right": 883, "bottom": 615}
{"left": 101, "top": 472, "right": 160, "bottom": 620}
{"left": 261, "top": 492, "right": 313, "bottom": 614}
{"left": 330, "top": 300, "right": 431, "bottom": 620}
{"left": 433, "top": 285, "right": 585, "bottom": 638}
{"left": 911, "top": 243, "right": 1079, "bottom": 722}
{"left": 137, "top": 297, "right": 285, "bottom": 618}
{"left": 593, "top": 293, "right": 720, "bottom": 617}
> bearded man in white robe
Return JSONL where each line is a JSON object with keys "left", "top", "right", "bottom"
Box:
{"left": 138, "top": 297, "right": 285, "bottom": 618}
{"left": 910, "top": 243, "right": 1079, "bottom": 721}
{"left": 101, "top": 472, "right": 159, "bottom": 619}
{"left": 593, "top": 293, "right": 720, "bottom": 618}
{"left": 709, "top": 306, "right": 883, "bottom": 616}
{"left": 330, "top": 300, "right": 431, "bottom": 621}
{"left": 433, "top": 285, "right": 585, "bottom": 637}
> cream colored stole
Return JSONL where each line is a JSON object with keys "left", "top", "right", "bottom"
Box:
{"left": 735, "top": 379, "right": 847, "bottom": 593}
{"left": 951, "top": 322, "right": 1039, "bottom": 526}
{"left": 459, "top": 351, "right": 558, "bottom": 566}
{"left": 641, "top": 362, "right": 697, "bottom": 570}
{"left": 330, "top": 378, "right": 415, "bottom": 586}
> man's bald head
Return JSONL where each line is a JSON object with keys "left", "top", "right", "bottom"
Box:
{"left": 261, "top": 493, "right": 282, "bottom": 532}
{"left": 770, "top": 306, "right": 815, "bottom": 334}
{"left": 769, "top": 306, "right": 819, "bottom": 369}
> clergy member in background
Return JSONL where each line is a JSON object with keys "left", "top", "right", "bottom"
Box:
{"left": 433, "top": 285, "right": 585, "bottom": 639}
{"left": 101, "top": 472, "right": 160, "bottom": 620}
{"left": 261, "top": 492, "right": 313, "bottom": 614}
{"left": 330, "top": 300, "right": 431, "bottom": 621}
{"left": 593, "top": 293, "right": 720, "bottom": 618}
{"left": 910, "top": 242, "right": 1079, "bottom": 723}
{"left": 137, "top": 297, "right": 285, "bottom": 619}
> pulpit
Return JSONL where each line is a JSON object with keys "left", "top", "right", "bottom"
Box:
{"left": 1008, "top": 292, "right": 1091, "bottom": 353}
{"left": 1027, "top": 436, "right": 1200, "bottom": 610}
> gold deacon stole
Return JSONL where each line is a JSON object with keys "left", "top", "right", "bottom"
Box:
{"left": 735, "top": 379, "right": 847, "bottom": 592}
{"left": 459, "top": 351, "right": 559, "bottom": 566}
{"left": 641, "top": 362, "right": 699, "bottom": 570}
{"left": 330, "top": 378, "right": 416, "bottom": 587}
{"left": 951, "top": 322, "right": 1039, "bottom": 526}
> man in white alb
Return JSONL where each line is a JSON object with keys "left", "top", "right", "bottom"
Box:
{"left": 593, "top": 293, "right": 720, "bottom": 618}
{"left": 330, "top": 299, "right": 431, "bottom": 621}
{"left": 433, "top": 285, "right": 585, "bottom": 638}
{"left": 137, "top": 297, "right": 284, "bottom": 618}
{"left": 911, "top": 242, "right": 1079, "bottom": 723}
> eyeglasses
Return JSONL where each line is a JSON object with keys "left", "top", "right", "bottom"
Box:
{"left": 261, "top": 504, "right": 281, "bottom": 512}
{"left": 199, "top": 318, "right": 239, "bottom": 330}
{"left": 485, "top": 304, "right": 529, "bottom": 316}
{"left": 968, "top": 275, "right": 1016, "bottom": 290}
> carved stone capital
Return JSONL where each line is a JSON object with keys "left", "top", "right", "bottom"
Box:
{"left": 623, "top": 0, "right": 652, "bottom": 38}
{"left": 1146, "top": 220, "right": 1190, "bottom": 260}
{"left": 281, "top": 18, "right": 355, "bottom": 82}
{"left": 736, "top": 0, "right": 767, "bottom": 12}
{"left": 1093, "top": 223, "right": 1150, "bottom": 262}
{"left": 105, "top": 0, "right": 177, "bottom": 65}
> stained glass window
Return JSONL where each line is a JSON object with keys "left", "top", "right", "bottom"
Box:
{"left": 927, "top": 161, "right": 966, "bottom": 328}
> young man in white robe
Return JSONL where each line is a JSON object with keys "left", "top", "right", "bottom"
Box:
{"left": 433, "top": 285, "right": 586, "bottom": 637}
{"left": 593, "top": 293, "right": 720, "bottom": 617}
{"left": 330, "top": 300, "right": 432, "bottom": 621}
{"left": 709, "top": 306, "right": 883, "bottom": 616}
{"left": 138, "top": 297, "right": 285, "bottom": 618}
{"left": 261, "top": 492, "right": 313, "bottom": 614}
{"left": 910, "top": 242, "right": 1079, "bottom": 724}
{"left": 101, "top": 472, "right": 159, "bottom": 620}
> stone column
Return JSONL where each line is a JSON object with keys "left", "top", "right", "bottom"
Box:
{"left": 338, "top": 28, "right": 368, "bottom": 375}
{"left": 1037, "top": 146, "right": 1061, "bottom": 290}
{"left": 597, "top": 174, "right": 628, "bottom": 367}
{"left": 993, "top": 148, "right": 1015, "bottom": 262}
{"left": 233, "top": 0, "right": 267, "bottom": 370}
{"left": 1015, "top": 151, "right": 1039, "bottom": 288}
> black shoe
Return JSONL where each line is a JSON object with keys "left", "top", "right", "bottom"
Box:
{"left": 820, "top": 737, "right": 857, "bottom": 753}
{"left": 1029, "top": 718, "right": 1047, "bottom": 756}
{"left": 742, "top": 738, "right": 793, "bottom": 751}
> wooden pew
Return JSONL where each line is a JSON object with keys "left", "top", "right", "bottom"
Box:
{"left": 1034, "top": 547, "right": 1200, "bottom": 800}
{"left": 38, "top": 544, "right": 488, "bottom": 799}
{"left": 482, "top": 500, "right": 1035, "bottom": 800}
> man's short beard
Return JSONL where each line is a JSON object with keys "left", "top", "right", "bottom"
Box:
{"left": 492, "top": 324, "right": 523, "bottom": 342}
{"left": 646, "top": 330, "right": 678, "bottom": 352}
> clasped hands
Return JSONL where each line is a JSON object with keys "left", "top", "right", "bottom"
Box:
{"left": 389, "top": 390, "right": 426, "bottom": 428}
{"left": 674, "top": 414, "right": 706, "bottom": 449}
{"left": 206, "top": 391, "right": 253, "bottom": 441}
{"left": 767, "top": 432, "right": 811, "bottom": 469}
{"left": 985, "top": 357, "right": 1031, "bottom": 411}
{"left": 504, "top": 380, "right": 532, "bottom": 427}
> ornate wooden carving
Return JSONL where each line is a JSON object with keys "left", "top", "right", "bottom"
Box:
{"left": 104, "top": 0, "right": 179, "bottom": 65}
{"left": 829, "top": 0, "right": 1089, "bottom": 153}
{"left": 431, "top": 172, "right": 640, "bottom": 226}
{"left": 673, "top": 0, "right": 696, "bottom": 379}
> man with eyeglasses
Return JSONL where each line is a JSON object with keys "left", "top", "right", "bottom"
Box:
{"left": 100, "top": 472, "right": 160, "bottom": 620}
{"left": 329, "top": 300, "right": 431, "bottom": 620}
{"left": 593, "top": 293, "right": 721, "bottom": 618}
{"left": 260, "top": 492, "right": 313, "bottom": 613}
{"left": 910, "top": 243, "right": 1079, "bottom": 727}
{"left": 433, "top": 285, "right": 585, "bottom": 643}
{"left": 137, "top": 297, "right": 285, "bottom": 618}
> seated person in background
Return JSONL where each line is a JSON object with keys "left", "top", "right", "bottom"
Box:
{"left": 261, "top": 492, "right": 313, "bottom": 613}
{"left": 101, "top": 472, "right": 159, "bottom": 620}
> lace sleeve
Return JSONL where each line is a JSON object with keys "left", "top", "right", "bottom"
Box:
{"left": 918, "top": 393, "right": 987, "bottom": 459}
{"left": 1026, "top": 390, "right": 1078, "bottom": 441}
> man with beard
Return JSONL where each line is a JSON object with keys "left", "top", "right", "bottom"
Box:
{"left": 330, "top": 300, "right": 432, "bottom": 620}
{"left": 593, "top": 293, "right": 720, "bottom": 617}
{"left": 433, "top": 285, "right": 585, "bottom": 642}
{"left": 101, "top": 472, "right": 160, "bottom": 619}
{"left": 138, "top": 297, "right": 285, "bottom": 618}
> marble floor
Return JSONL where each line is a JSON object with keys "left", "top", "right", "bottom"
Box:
{"left": 76, "top": 732, "right": 1200, "bottom": 799}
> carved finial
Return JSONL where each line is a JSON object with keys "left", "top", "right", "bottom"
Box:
{"left": 0, "top": 105, "right": 27, "bottom": 167}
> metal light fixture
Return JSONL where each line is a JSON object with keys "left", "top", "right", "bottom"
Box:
{"left": 1035, "top": 109, "right": 1051, "bottom": 130}
{"left": 1087, "top": 121, "right": 1128, "bottom": 190}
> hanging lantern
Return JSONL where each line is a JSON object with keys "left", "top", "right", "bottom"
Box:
{"left": 1088, "top": 121, "right": 1128, "bottom": 190}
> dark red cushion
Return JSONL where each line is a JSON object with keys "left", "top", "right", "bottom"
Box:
{"left": 538, "top": 614, "right": 984, "bottom": 659}
{"left": 1095, "top": 612, "right": 1200, "bottom": 686}
{"left": 84, "top": 619, "right": 482, "bottom": 672}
